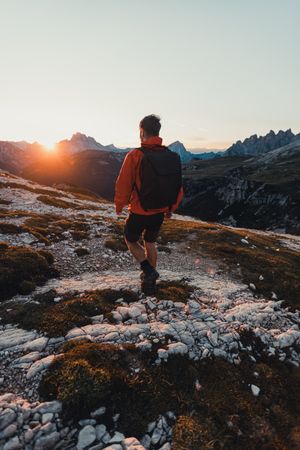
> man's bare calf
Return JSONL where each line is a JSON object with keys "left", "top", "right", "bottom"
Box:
{"left": 125, "top": 238, "right": 158, "bottom": 271}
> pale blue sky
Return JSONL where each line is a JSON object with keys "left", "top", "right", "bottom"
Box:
{"left": 0, "top": 0, "right": 299, "bottom": 151}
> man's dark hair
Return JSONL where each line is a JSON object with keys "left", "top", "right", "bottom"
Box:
{"left": 140, "top": 114, "right": 161, "bottom": 136}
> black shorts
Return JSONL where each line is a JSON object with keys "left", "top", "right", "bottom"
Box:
{"left": 124, "top": 212, "right": 164, "bottom": 243}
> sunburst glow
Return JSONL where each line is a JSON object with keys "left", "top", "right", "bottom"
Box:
{"left": 42, "top": 139, "right": 57, "bottom": 152}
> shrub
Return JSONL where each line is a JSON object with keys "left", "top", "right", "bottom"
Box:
{"left": 57, "top": 359, "right": 111, "bottom": 415}
{"left": 0, "top": 245, "right": 57, "bottom": 301}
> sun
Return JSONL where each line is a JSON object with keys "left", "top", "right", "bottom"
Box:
{"left": 42, "top": 138, "right": 57, "bottom": 152}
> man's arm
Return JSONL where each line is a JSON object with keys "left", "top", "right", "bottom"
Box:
{"left": 167, "top": 186, "right": 184, "bottom": 217}
{"left": 114, "top": 151, "right": 136, "bottom": 213}
{"left": 172, "top": 186, "right": 184, "bottom": 211}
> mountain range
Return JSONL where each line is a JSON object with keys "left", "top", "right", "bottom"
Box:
{"left": 1, "top": 129, "right": 299, "bottom": 234}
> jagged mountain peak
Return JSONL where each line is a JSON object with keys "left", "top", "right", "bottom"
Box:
{"left": 224, "top": 128, "right": 299, "bottom": 157}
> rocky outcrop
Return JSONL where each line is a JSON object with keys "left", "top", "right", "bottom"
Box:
{"left": 181, "top": 141, "right": 300, "bottom": 234}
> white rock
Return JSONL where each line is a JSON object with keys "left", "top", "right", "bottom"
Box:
{"left": 34, "top": 400, "right": 62, "bottom": 414}
{"left": 167, "top": 342, "right": 188, "bottom": 355}
{"left": 3, "top": 435, "right": 22, "bottom": 450}
{"left": 0, "top": 409, "right": 16, "bottom": 431}
{"left": 128, "top": 306, "right": 142, "bottom": 318}
{"left": 27, "top": 355, "right": 56, "bottom": 379}
{"left": 109, "top": 431, "right": 125, "bottom": 443}
{"left": 0, "top": 423, "right": 17, "bottom": 439}
{"left": 24, "top": 337, "right": 48, "bottom": 352}
{"left": 151, "top": 427, "right": 162, "bottom": 444}
{"left": 91, "top": 406, "right": 106, "bottom": 418}
{"left": 158, "top": 444, "right": 171, "bottom": 450}
{"left": 123, "top": 437, "right": 144, "bottom": 448}
{"left": 0, "top": 328, "right": 37, "bottom": 351}
{"left": 12, "top": 351, "right": 41, "bottom": 365}
{"left": 103, "top": 445, "right": 123, "bottom": 450}
{"left": 251, "top": 384, "right": 260, "bottom": 396}
{"left": 77, "top": 425, "right": 96, "bottom": 450}
{"left": 158, "top": 348, "right": 168, "bottom": 359}
{"left": 277, "top": 330, "right": 300, "bottom": 348}
{"left": 41, "top": 413, "right": 53, "bottom": 424}
{"left": 95, "top": 424, "right": 107, "bottom": 440}
{"left": 34, "top": 431, "right": 60, "bottom": 450}
{"left": 65, "top": 328, "right": 86, "bottom": 340}
{"left": 241, "top": 239, "right": 249, "bottom": 244}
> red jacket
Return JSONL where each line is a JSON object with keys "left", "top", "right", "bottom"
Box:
{"left": 114, "top": 136, "right": 184, "bottom": 215}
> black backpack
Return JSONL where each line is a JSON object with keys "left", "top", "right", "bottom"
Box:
{"left": 134, "top": 146, "right": 182, "bottom": 210}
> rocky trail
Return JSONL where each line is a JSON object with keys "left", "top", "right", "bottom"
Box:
{"left": 0, "top": 171, "right": 300, "bottom": 450}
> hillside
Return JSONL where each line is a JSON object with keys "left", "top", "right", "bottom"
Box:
{"left": 22, "top": 150, "right": 123, "bottom": 201}
{"left": 0, "top": 171, "right": 300, "bottom": 449}
{"left": 181, "top": 140, "right": 300, "bottom": 234}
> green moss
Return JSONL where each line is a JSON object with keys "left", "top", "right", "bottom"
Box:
{"left": 0, "top": 244, "right": 58, "bottom": 300}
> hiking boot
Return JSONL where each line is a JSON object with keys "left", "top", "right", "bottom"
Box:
{"left": 140, "top": 269, "right": 159, "bottom": 296}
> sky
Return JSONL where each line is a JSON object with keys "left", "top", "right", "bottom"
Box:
{"left": 0, "top": 0, "right": 300, "bottom": 152}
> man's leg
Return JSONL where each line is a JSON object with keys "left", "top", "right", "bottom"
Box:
{"left": 124, "top": 213, "right": 156, "bottom": 274}
{"left": 144, "top": 241, "right": 158, "bottom": 268}
{"left": 125, "top": 238, "right": 146, "bottom": 263}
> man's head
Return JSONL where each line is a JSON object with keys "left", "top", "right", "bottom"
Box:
{"left": 139, "top": 114, "right": 161, "bottom": 142}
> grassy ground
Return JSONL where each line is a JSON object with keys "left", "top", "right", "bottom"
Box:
{"left": 0, "top": 212, "right": 91, "bottom": 245}
{"left": 39, "top": 340, "right": 300, "bottom": 450}
{"left": 159, "top": 218, "right": 300, "bottom": 309}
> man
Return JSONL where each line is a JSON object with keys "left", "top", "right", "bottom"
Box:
{"left": 114, "top": 114, "right": 183, "bottom": 294}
